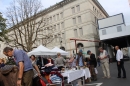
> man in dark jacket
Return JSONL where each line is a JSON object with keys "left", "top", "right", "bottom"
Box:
{"left": 87, "top": 50, "right": 97, "bottom": 81}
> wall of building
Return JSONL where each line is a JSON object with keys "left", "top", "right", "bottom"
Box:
{"left": 5, "top": 0, "right": 108, "bottom": 57}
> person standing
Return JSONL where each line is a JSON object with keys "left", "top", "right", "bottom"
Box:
{"left": 87, "top": 50, "right": 97, "bottom": 81}
{"left": 115, "top": 46, "right": 126, "bottom": 78}
{"left": 30, "top": 55, "right": 42, "bottom": 86}
{"left": 98, "top": 47, "right": 110, "bottom": 78}
{"left": 76, "top": 50, "right": 85, "bottom": 67}
{"left": 3, "top": 47, "right": 34, "bottom": 86}
{"left": 55, "top": 53, "right": 66, "bottom": 70}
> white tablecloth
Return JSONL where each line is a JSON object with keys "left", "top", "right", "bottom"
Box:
{"left": 81, "top": 68, "right": 91, "bottom": 79}
{"left": 62, "top": 70, "right": 84, "bottom": 83}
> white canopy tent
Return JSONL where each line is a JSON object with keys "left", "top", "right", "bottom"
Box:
{"left": 28, "top": 45, "right": 56, "bottom": 56}
{"left": 51, "top": 47, "right": 68, "bottom": 55}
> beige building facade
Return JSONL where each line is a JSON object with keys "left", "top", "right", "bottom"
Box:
{"left": 3, "top": 0, "right": 109, "bottom": 56}
{"left": 40, "top": 0, "right": 109, "bottom": 56}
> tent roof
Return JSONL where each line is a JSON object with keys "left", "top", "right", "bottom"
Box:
{"left": 51, "top": 47, "right": 68, "bottom": 55}
{"left": 28, "top": 45, "right": 55, "bottom": 56}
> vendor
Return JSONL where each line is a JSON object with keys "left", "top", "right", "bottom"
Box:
{"left": 55, "top": 53, "right": 66, "bottom": 70}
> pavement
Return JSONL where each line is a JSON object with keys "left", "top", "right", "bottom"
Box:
{"left": 84, "top": 61, "right": 130, "bottom": 86}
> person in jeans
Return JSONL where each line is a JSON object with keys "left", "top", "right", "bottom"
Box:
{"left": 87, "top": 50, "right": 97, "bottom": 81}
{"left": 115, "top": 46, "right": 126, "bottom": 78}
{"left": 3, "top": 47, "right": 34, "bottom": 86}
{"left": 76, "top": 50, "right": 85, "bottom": 67}
{"left": 98, "top": 47, "right": 110, "bottom": 78}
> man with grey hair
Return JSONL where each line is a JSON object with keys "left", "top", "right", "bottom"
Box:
{"left": 98, "top": 47, "right": 110, "bottom": 78}
{"left": 3, "top": 47, "right": 34, "bottom": 86}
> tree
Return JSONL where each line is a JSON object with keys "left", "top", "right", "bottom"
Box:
{"left": 0, "top": 12, "right": 8, "bottom": 41}
{"left": 6, "top": 0, "right": 56, "bottom": 52}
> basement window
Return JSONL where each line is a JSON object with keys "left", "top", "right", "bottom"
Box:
{"left": 102, "top": 29, "right": 106, "bottom": 35}
{"left": 117, "top": 26, "right": 122, "bottom": 32}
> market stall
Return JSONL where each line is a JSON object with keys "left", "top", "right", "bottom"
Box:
{"left": 51, "top": 47, "right": 68, "bottom": 56}
{"left": 62, "top": 68, "right": 91, "bottom": 84}
{"left": 28, "top": 45, "right": 56, "bottom": 56}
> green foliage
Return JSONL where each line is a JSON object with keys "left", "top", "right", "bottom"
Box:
{"left": 0, "top": 12, "right": 8, "bottom": 42}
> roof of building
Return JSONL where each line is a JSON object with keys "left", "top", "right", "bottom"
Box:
{"left": 36, "top": 0, "right": 109, "bottom": 18}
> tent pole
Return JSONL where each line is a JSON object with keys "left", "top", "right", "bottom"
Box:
{"left": 69, "top": 39, "right": 72, "bottom": 57}
{"left": 75, "top": 40, "right": 77, "bottom": 53}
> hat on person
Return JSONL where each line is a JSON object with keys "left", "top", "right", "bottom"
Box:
{"left": 87, "top": 50, "right": 91, "bottom": 54}
{"left": 79, "top": 50, "right": 83, "bottom": 53}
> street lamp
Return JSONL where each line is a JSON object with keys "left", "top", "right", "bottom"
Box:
{"left": 59, "top": 37, "right": 62, "bottom": 46}
{"left": 59, "top": 36, "right": 65, "bottom": 51}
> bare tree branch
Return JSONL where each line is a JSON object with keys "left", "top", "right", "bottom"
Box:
{"left": 5, "top": 0, "right": 57, "bottom": 52}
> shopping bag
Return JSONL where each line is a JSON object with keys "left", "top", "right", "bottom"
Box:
{"left": 94, "top": 68, "right": 98, "bottom": 74}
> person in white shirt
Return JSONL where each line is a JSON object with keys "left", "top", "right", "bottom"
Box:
{"left": 115, "top": 46, "right": 126, "bottom": 78}
{"left": 98, "top": 47, "right": 110, "bottom": 78}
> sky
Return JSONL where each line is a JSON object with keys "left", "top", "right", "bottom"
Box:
{"left": 0, "top": 0, "right": 130, "bottom": 25}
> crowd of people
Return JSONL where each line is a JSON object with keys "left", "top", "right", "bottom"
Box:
{"left": 0, "top": 46, "right": 126, "bottom": 86}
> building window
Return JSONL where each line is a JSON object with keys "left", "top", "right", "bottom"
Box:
{"left": 62, "top": 33, "right": 65, "bottom": 40}
{"left": 47, "top": 18, "right": 49, "bottom": 24}
{"left": 71, "top": 7, "right": 75, "bottom": 14}
{"left": 79, "top": 28, "right": 83, "bottom": 36}
{"left": 50, "top": 26, "right": 53, "bottom": 30}
{"left": 44, "top": 28, "right": 47, "bottom": 34}
{"left": 58, "top": 34, "right": 61, "bottom": 42}
{"left": 53, "top": 15, "right": 56, "bottom": 21}
{"left": 57, "top": 14, "right": 59, "bottom": 20}
{"left": 102, "top": 29, "right": 106, "bottom": 35}
{"left": 76, "top": 5, "right": 80, "bottom": 12}
{"left": 117, "top": 26, "right": 122, "bottom": 32}
{"left": 58, "top": 34, "right": 61, "bottom": 38}
{"left": 78, "top": 16, "right": 82, "bottom": 23}
{"left": 50, "top": 17, "right": 52, "bottom": 22}
{"left": 54, "top": 25, "right": 56, "bottom": 30}
{"left": 46, "top": 27, "right": 49, "bottom": 33}
{"left": 95, "top": 17, "right": 97, "bottom": 24}
{"left": 93, "top": 7, "right": 94, "bottom": 11}
{"left": 57, "top": 24, "right": 60, "bottom": 30}
{"left": 73, "top": 18, "right": 76, "bottom": 24}
{"left": 55, "top": 35, "right": 57, "bottom": 42}
{"left": 60, "top": 12, "right": 63, "bottom": 18}
{"left": 74, "top": 29, "right": 78, "bottom": 37}
{"left": 61, "top": 22, "right": 64, "bottom": 28}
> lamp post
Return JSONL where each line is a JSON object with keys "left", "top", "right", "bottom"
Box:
{"left": 59, "top": 37, "right": 62, "bottom": 47}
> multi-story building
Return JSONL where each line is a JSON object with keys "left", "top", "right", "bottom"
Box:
{"left": 5, "top": 0, "right": 109, "bottom": 56}
{"left": 40, "top": 0, "right": 109, "bottom": 56}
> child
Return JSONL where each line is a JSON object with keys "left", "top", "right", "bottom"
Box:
{"left": 0, "top": 58, "right": 5, "bottom": 68}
